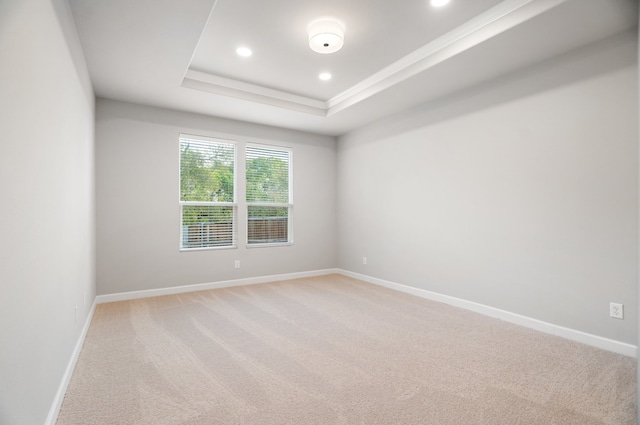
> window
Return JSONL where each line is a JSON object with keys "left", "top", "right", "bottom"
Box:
{"left": 246, "top": 145, "right": 292, "bottom": 246}
{"left": 179, "top": 135, "right": 236, "bottom": 250}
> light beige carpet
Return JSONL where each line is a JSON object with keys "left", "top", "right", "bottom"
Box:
{"left": 57, "top": 275, "right": 636, "bottom": 424}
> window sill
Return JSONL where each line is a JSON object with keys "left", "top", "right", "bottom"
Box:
{"left": 180, "top": 245, "right": 237, "bottom": 252}
{"left": 246, "top": 242, "right": 293, "bottom": 249}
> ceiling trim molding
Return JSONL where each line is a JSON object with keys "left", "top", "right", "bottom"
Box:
{"left": 182, "top": 0, "right": 568, "bottom": 117}
{"left": 325, "top": 0, "right": 567, "bottom": 116}
{"left": 182, "top": 70, "right": 327, "bottom": 116}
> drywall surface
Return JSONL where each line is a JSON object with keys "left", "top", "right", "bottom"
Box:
{"left": 636, "top": 13, "right": 640, "bottom": 422}
{"left": 337, "top": 37, "right": 638, "bottom": 345}
{"left": 0, "top": 0, "right": 95, "bottom": 423}
{"left": 96, "top": 99, "right": 337, "bottom": 295}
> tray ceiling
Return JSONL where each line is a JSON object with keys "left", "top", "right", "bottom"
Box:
{"left": 69, "top": 0, "right": 638, "bottom": 135}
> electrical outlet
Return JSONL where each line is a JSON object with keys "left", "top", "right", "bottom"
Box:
{"left": 362, "top": 257, "right": 367, "bottom": 265}
{"left": 610, "top": 302, "right": 624, "bottom": 319}
{"left": 234, "top": 260, "right": 240, "bottom": 269}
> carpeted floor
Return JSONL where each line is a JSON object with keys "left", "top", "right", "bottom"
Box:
{"left": 57, "top": 274, "right": 636, "bottom": 424}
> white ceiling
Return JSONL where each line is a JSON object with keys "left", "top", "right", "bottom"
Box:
{"left": 69, "top": 0, "right": 638, "bottom": 136}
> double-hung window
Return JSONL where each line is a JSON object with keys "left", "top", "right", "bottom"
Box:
{"left": 179, "top": 134, "right": 236, "bottom": 250}
{"left": 246, "top": 144, "right": 292, "bottom": 246}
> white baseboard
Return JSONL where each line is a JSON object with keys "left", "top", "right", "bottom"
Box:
{"left": 93, "top": 267, "right": 636, "bottom": 358}
{"left": 338, "top": 269, "right": 637, "bottom": 358}
{"left": 96, "top": 268, "right": 341, "bottom": 304}
{"left": 45, "top": 300, "right": 97, "bottom": 425}
{"left": 47, "top": 267, "right": 635, "bottom": 425}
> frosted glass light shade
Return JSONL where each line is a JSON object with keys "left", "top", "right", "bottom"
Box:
{"left": 308, "top": 20, "right": 344, "bottom": 54}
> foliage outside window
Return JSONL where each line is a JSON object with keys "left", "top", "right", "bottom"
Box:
{"left": 246, "top": 145, "right": 292, "bottom": 245}
{"left": 179, "top": 135, "right": 236, "bottom": 250}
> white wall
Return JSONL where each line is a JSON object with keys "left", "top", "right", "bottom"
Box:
{"left": 96, "top": 99, "right": 336, "bottom": 295}
{"left": 0, "top": 0, "right": 95, "bottom": 423}
{"left": 338, "top": 34, "right": 638, "bottom": 345}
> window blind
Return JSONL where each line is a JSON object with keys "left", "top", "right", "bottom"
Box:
{"left": 179, "top": 135, "right": 236, "bottom": 249}
{"left": 181, "top": 205, "right": 234, "bottom": 248}
{"left": 246, "top": 146, "right": 290, "bottom": 204}
{"left": 246, "top": 145, "right": 291, "bottom": 245}
{"left": 180, "top": 136, "right": 235, "bottom": 202}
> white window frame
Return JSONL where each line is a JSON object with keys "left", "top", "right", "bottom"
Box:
{"left": 179, "top": 134, "right": 237, "bottom": 251}
{"left": 245, "top": 143, "right": 293, "bottom": 248}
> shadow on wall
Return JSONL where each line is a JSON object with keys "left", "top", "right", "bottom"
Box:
{"left": 342, "top": 31, "right": 637, "bottom": 146}
{"left": 97, "top": 96, "right": 335, "bottom": 148}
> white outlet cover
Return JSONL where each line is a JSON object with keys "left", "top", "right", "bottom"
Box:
{"left": 610, "top": 302, "right": 624, "bottom": 319}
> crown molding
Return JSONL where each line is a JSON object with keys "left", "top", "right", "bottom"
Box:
{"left": 326, "top": 0, "right": 567, "bottom": 115}
{"left": 182, "top": 69, "right": 327, "bottom": 116}
{"left": 182, "top": 0, "right": 567, "bottom": 117}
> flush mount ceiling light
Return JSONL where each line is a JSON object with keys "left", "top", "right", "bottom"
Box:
{"left": 308, "top": 19, "right": 345, "bottom": 54}
{"left": 236, "top": 46, "right": 252, "bottom": 57}
{"left": 430, "top": 0, "right": 450, "bottom": 6}
{"left": 318, "top": 72, "right": 332, "bottom": 81}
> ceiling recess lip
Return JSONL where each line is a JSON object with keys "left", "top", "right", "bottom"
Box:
{"left": 181, "top": 0, "right": 568, "bottom": 117}
{"left": 182, "top": 70, "right": 327, "bottom": 116}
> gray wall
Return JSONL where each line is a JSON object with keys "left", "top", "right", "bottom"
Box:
{"left": 95, "top": 99, "right": 337, "bottom": 295}
{"left": 637, "top": 10, "right": 639, "bottom": 422}
{"left": 337, "top": 34, "right": 638, "bottom": 345}
{"left": 0, "top": 0, "right": 95, "bottom": 423}
{"left": 0, "top": 2, "right": 635, "bottom": 422}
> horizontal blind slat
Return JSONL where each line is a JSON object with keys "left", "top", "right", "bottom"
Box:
{"left": 246, "top": 146, "right": 290, "bottom": 204}
{"left": 181, "top": 205, "right": 235, "bottom": 249}
{"left": 180, "top": 136, "right": 235, "bottom": 202}
{"left": 179, "top": 134, "right": 237, "bottom": 249}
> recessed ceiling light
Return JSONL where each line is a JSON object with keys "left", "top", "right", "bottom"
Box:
{"left": 430, "top": 0, "right": 450, "bottom": 7}
{"left": 319, "top": 72, "right": 332, "bottom": 81}
{"left": 236, "top": 47, "right": 252, "bottom": 57}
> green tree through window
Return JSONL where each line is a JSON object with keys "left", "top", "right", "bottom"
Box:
{"left": 179, "top": 135, "right": 236, "bottom": 249}
{"left": 246, "top": 145, "right": 292, "bottom": 245}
